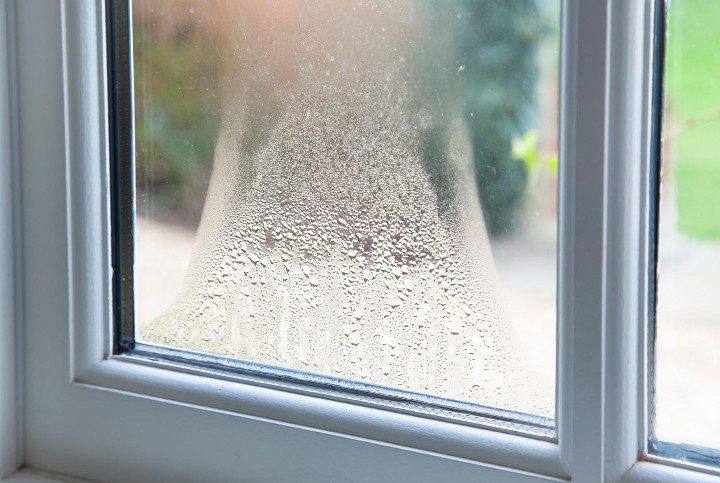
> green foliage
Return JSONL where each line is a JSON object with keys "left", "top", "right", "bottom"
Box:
{"left": 456, "top": 0, "right": 546, "bottom": 236}
{"left": 512, "top": 130, "right": 558, "bottom": 178}
{"left": 133, "top": 20, "right": 221, "bottom": 225}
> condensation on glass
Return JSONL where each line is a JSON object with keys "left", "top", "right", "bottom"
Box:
{"left": 132, "top": 0, "right": 559, "bottom": 418}
{"left": 655, "top": 0, "right": 720, "bottom": 451}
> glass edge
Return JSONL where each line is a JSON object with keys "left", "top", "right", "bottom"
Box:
{"left": 128, "top": 342, "right": 556, "bottom": 439}
{"left": 647, "top": 0, "right": 666, "bottom": 452}
{"left": 649, "top": 439, "right": 720, "bottom": 471}
{"left": 107, "top": 0, "right": 136, "bottom": 354}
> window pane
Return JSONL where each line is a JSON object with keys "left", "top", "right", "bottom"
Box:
{"left": 132, "top": 0, "right": 559, "bottom": 419}
{"left": 656, "top": 0, "right": 720, "bottom": 451}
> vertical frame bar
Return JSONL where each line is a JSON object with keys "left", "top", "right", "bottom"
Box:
{"left": 556, "top": 0, "right": 609, "bottom": 480}
{"left": 558, "top": 0, "right": 661, "bottom": 480}
{"left": 106, "top": 0, "right": 135, "bottom": 353}
{"left": 603, "top": 0, "right": 660, "bottom": 480}
{"left": 0, "top": 0, "right": 20, "bottom": 477}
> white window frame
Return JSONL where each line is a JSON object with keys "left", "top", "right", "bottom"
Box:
{"left": 1, "top": 0, "right": 719, "bottom": 481}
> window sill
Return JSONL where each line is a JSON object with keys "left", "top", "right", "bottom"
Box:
{"left": 73, "top": 357, "right": 567, "bottom": 480}
{"left": 3, "top": 469, "right": 88, "bottom": 483}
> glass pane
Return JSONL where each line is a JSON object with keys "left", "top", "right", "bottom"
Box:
{"left": 132, "top": 0, "right": 559, "bottom": 419}
{"left": 656, "top": 0, "right": 720, "bottom": 451}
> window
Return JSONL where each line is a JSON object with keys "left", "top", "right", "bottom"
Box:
{"left": 4, "top": 0, "right": 720, "bottom": 482}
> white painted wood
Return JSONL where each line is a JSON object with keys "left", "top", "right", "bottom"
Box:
{"left": 556, "top": 0, "right": 609, "bottom": 480}
{"left": 602, "top": 0, "right": 658, "bottom": 480}
{"left": 0, "top": 0, "right": 19, "bottom": 478}
{"left": 64, "top": 0, "right": 112, "bottom": 379}
{"left": 2, "top": 473, "right": 62, "bottom": 483}
{"left": 2, "top": 468, "right": 88, "bottom": 483}
{"left": 556, "top": 1, "right": 720, "bottom": 482}
{"left": 2, "top": 471, "right": 66, "bottom": 483}
{"left": 78, "top": 358, "right": 566, "bottom": 478}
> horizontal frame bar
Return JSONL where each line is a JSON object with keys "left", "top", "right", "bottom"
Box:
{"left": 128, "top": 342, "right": 554, "bottom": 437}
{"left": 77, "top": 357, "right": 568, "bottom": 479}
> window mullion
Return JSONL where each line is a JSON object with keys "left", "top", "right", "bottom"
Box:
{"left": 602, "top": 0, "right": 658, "bottom": 481}
{"left": 557, "top": 0, "right": 610, "bottom": 481}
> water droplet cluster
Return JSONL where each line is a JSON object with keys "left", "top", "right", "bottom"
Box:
{"left": 141, "top": 0, "right": 552, "bottom": 416}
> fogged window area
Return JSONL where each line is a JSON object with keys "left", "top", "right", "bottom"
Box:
{"left": 133, "top": 0, "right": 560, "bottom": 417}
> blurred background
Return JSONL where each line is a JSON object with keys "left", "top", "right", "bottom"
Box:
{"left": 130, "top": 0, "right": 718, "bottom": 447}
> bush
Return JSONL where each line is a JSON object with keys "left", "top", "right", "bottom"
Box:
{"left": 456, "top": 0, "right": 545, "bottom": 236}
{"left": 133, "top": 13, "right": 221, "bottom": 225}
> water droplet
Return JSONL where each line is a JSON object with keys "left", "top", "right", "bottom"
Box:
{"left": 353, "top": 306, "right": 364, "bottom": 319}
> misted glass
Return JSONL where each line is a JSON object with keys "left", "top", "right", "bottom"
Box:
{"left": 133, "top": 0, "right": 559, "bottom": 417}
{"left": 656, "top": 0, "right": 720, "bottom": 450}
